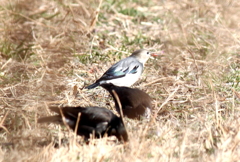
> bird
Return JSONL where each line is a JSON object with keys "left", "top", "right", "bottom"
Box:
{"left": 101, "top": 83, "right": 152, "bottom": 120}
{"left": 86, "top": 49, "right": 158, "bottom": 89}
{"left": 38, "top": 106, "right": 128, "bottom": 142}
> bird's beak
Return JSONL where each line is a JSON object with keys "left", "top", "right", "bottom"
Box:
{"left": 150, "top": 52, "right": 161, "bottom": 59}
{"left": 150, "top": 53, "right": 161, "bottom": 57}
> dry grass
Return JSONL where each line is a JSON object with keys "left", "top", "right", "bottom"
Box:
{"left": 0, "top": 0, "right": 240, "bottom": 161}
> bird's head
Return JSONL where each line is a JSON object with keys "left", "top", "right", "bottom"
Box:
{"left": 131, "top": 49, "right": 160, "bottom": 64}
{"left": 109, "top": 117, "right": 128, "bottom": 142}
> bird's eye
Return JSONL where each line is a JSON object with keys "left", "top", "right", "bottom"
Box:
{"left": 147, "top": 52, "right": 150, "bottom": 55}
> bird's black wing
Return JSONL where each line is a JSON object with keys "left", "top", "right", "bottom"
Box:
{"left": 99, "top": 57, "right": 142, "bottom": 81}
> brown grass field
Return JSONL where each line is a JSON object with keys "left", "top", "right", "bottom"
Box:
{"left": 0, "top": 0, "right": 240, "bottom": 161}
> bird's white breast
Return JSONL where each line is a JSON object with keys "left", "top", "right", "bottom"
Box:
{"left": 100, "top": 70, "right": 142, "bottom": 87}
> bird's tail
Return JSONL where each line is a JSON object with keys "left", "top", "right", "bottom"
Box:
{"left": 38, "top": 115, "right": 62, "bottom": 124}
{"left": 85, "top": 82, "right": 100, "bottom": 89}
{"left": 48, "top": 106, "right": 61, "bottom": 113}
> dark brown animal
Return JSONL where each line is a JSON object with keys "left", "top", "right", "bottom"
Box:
{"left": 101, "top": 84, "right": 152, "bottom": 119}
{"left": 38, "top": 106, "right": 128, "bottom": 142}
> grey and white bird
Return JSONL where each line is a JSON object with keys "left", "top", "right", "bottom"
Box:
{"left": 85, "top": 49, "right": 158, "bottom": 89}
